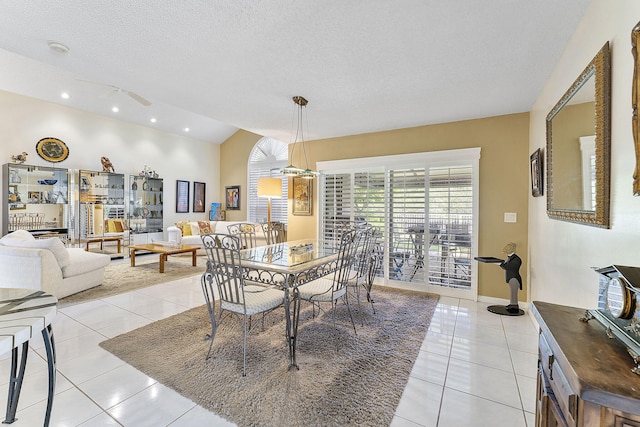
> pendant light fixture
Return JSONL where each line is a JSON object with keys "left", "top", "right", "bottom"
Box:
{"left": 281, "top": 96, "right": 319, "bottom": 179}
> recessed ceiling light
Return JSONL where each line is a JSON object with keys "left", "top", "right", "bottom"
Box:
{"left": 48, "top": 41, "right": 70, "bottom": 54}
{"left": 184, "top": 127, "right": 190, "bottom": 132}
{"left": 112, "top": 106, "right": 119, "bottom": 113}
{"left": 150, "top": 118, "right": 157, "bottom": 123}
{"left": 61, "top": 92, "right": 70, "bottom": 99}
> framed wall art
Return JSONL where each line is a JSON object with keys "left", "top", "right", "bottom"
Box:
{"left": 225, "top": 185, "right": 240, "bottom": 210}
{"left": 292, "top": 176, "right": 312, "bottom": 215}
{"left": 193, "top": 181, "right": 206, "bottom": 213}
{"left": 176, "top": 180, "right": 190, "bottom": 213}
{"left": 530, "top": 148, "right": 543, "bottom": 197}
{"left": 209, "top": 202, "right": 224, "bottom": 220}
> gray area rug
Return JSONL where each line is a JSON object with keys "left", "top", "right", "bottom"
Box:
{"left": 100, "top": 287, "right": 439, "bottom": 426}
{"left": 60, "top": 254, "right": 206, "bottom": 307}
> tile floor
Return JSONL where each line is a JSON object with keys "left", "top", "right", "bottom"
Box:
{"left": 0, "top": 272, "right": 539, "bottom": 426}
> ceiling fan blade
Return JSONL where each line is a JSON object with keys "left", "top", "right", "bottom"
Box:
{"left": 127, "top": 91, "right": 152, "bottom": 106}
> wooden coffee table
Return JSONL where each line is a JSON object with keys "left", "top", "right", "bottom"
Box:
{"left": 129, "top": 243, "right": 199, "bottom": 273}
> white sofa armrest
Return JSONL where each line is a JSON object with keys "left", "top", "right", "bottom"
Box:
{"left": 0, "top": 246, "right": 63, "bottom": 292}
{"left": 166, "top": 226, "right": 182, "bottom": 245}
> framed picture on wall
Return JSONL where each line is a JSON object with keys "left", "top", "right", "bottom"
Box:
{"left": 292, "top": 176, "right": 312, "bottom": 216}
{"left": 225, "top": 185, "right": 240, "bottom": 210}
{"left": 193, "top": 181, "right": 206, "bottom": 213}
{"left": 530, "top": 148, "right": 543, "bottom": 197}
{"left": 209, "top": 202, "right": 224, "bottom": 220}
{"left": 176, "top": 180, "right": 190, "bottom": 213}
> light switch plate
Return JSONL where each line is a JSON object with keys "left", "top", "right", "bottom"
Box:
{"left": 504, "top": 212, "right": 517, "bottom": 223}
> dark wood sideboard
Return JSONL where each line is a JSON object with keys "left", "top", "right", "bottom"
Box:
{"left": 531, "top": 301, "right": 640, "bottom": 427}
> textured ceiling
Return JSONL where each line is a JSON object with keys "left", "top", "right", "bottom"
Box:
{"left": 0, "top": 1, "right": 591, "bottom": 144}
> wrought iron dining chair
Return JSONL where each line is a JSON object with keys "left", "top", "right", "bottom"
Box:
{"left": 260, "top": 221, "right": 286, "bottom": 245}
{"left": 347, "top": 225, "right": 379, "bottom": 319}
{"left": 226, "top": 223, "right": 258, "bottom": 249}
{"left": 201, "top": 233, "right": 285, "bottom": 376}
{"left": 296, "top": 228, "right": 359, "bottom": 336}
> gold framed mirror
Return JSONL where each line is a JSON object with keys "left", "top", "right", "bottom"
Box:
{"left": 546, "top": 42, "right": 611, "bottom": 228}
{"left": 632, "top": 22, "right": 640, "bottom": 195}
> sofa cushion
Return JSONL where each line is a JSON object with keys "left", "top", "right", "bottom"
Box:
{"left": 176, "top": 222, "right": 192, "bottom": 236}
{"left": 107, "top": 219, "right": 125, "bottom": 232}
{"left": 0, "top": 233, "right": 71, "bottom": 268}
{"left": 0, "top": 229, "right": 35, "bottom": 244}
{"left": 198, "top": 221, "right": 212, "bottom": 234}
{"left": 61, "top": 248, "right": 110, "bottom": 278}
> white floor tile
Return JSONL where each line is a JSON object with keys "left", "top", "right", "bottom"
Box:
{"left": 108, "top": 383, "right": 197, "bottom": 426}
{"left": 410, "top": 349, "right": 449, "bottom": 385}
{"left": 445, "top": 357, "right": 522, "bottom": 409}
{"left": 56, "top": 346, "right": 126, "bottom": 384}
{"left": 421, "top": 330, "right": 453, "bottom": 357}
{"left": 516, "top": 374, "right": 537, "bottom": 414}
{"left": 450, "top": 336, "right": 513, "bottom": 372}
{"left": 453, "top": 322, "right": 508, "bottom": 348}
{"left": 78, "top": 412, "right": 123, "bottom": 426}
{"left": 439, "top": 387, "right": 527, "bottom": 427}
{"left": 168, "top": 405, "right": 235, "bottom": 427}
{"left": 510, "top": 349, "right": 539, "bottom": 378}
{"left": 11, "top": 387, "right": 103, "bottom": 427}
{"left": 393, "top": 376, "right": 442, "bottom": 427}
{"left": 505, "top": 330, "right": 539, "bottom": 354}
{"left": 79, "top": 364, "right": 157, "bottom": 409}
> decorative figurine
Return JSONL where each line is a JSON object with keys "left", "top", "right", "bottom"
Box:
{"left": 101, "top": 156, "right": 115, "bottom": 173}
{"left": 474, "top": 242, "right": 525, "bottom": 316}
{"left": 10, "top": 152, "right": 28, "bottom": 164}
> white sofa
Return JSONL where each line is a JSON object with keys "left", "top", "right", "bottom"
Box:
{"left": 167, "top": 221, "right": 267, "bottom": 251}
{"left": 0, "top": 230, "right": 111, "bottom": 299}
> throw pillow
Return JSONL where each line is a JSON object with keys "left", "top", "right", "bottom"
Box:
{"left": 198, "top": 221, "right": 212, "bottom": 234}
{"left": 176, "top": 222, "right": 192, "bottom": 236}
{"left": 113, "top": 220, "right": 124, "bottom": 232}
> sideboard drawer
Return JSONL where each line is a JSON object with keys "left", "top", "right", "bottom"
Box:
{"left": 539, "top": 333, "right": 578, "bottom": 426}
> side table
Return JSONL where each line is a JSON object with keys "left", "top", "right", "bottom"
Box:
{"left": 0, "top": 289, "right": 57, "bottom": 426}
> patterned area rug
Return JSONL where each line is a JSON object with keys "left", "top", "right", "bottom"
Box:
{"left": 59, "top": 254, "right": 206, "bottom": 307}
{"left": 100, "top": 287, "right": 439, "bottom": 427}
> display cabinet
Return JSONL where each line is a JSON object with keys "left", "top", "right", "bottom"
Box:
{"left": 129, "top": 175, "right": 163, "bottom": 245}
{"left": 2, "top": 163, "right": 70, "bottom": 241}
{"left": 76, "top": 169, "right": 126, "bottom": 257}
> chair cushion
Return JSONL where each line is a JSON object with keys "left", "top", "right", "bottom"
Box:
{"left": 297, "top": 277, "right": 346, "bottom": 302}
{"left": 61, "top": 248, "right": 110, "bottom": 277}
{"left": 221, "top": 287, "right": 284, "bottom": 316}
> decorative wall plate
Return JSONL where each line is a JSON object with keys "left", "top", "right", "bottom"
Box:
{"left": 35, "top": 137, "right": 69, "bottom": 163}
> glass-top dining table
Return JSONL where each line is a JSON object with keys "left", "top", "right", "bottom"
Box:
{"left": 239, "top": 239, "right": 342, "bottom": 370}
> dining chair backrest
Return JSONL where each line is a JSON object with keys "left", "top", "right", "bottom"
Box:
{"left": 353, "top": 225, "right": 377, "bottom": 284}
{"left": 226, "top": 223, "right": 258, "bottom": 249}
{"left": 201, "top": 233, "right": 247, "bottom": 307}
{"left": 260, "top": 221, "right": 285, "bottom": 245}
{"left": 330, "top": 228, "right": 359, "bottom": 294}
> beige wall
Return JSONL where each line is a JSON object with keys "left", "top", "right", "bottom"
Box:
{"left": 0, "top": 90, "right": 221, "bottom": 235}
{"left": 529, "top": 0, "right": 640, "bottom": 309}
{"left": 220, "top": 113, "right": 530, "bottom": 301}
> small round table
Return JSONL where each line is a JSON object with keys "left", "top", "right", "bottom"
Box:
{"left": 0, "top": 288, "right": 57, "bottom": 426}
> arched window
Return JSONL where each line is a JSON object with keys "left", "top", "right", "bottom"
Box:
{"left": 247, "top": 137, "right": 289, "bottom": 224}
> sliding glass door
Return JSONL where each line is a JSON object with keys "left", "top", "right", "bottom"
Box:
{"left": 319, "top": 149, "right": 479, "bottom": 300}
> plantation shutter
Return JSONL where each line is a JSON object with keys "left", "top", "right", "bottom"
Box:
{"left": 248, "top": 138, "right": 288, "bottom": 224}
{"left": 318, "top": 150, "right": 478, "bottom": 299}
